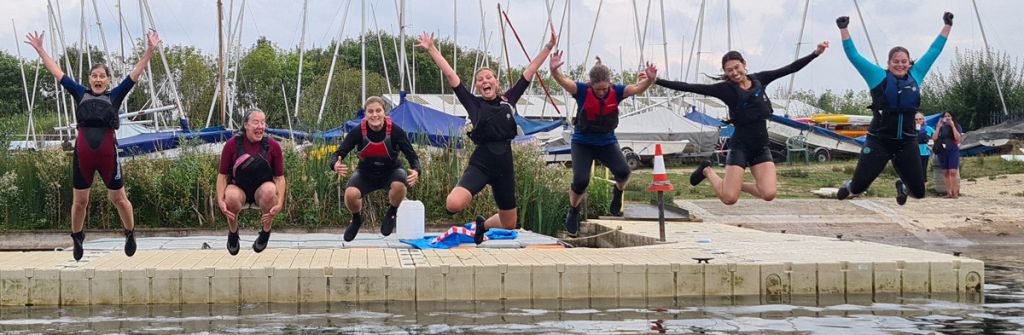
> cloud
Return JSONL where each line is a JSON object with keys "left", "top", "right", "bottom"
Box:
{"left": 2, "top": 0, "right": 1021, "bottom": 94}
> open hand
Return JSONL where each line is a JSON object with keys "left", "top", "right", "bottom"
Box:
{"left": 549, "top": 50, "right": 564, "bottom": 70}
{"left": 24, "top": 31, "right": 45, "bottom": 50}
{"left": 642, "top": 62, "right": 658, "bottom": 81}
{"left": 146, "top": 29, "right": 161, "bottom": 50}
{"left": 407, "top": 169, "right": 419, "bottom": 187}
{"left": 333, "top": 160, "right": 348, "bottom": 177}
{"left": 414, "top": 32, "right": 435, "bottom": 51}
{"left": 219, "top": 200, "right": 236, "bottom": 222}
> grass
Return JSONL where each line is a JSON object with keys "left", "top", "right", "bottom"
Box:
{"left": 625, "top": 156, "right": 1024, "bottom": 203}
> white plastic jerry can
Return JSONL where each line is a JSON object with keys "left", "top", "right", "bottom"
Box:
{"left": 396, "top": 199, "right": 425, "bottom": 240}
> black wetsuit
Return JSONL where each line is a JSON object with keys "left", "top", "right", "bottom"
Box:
{"left": 452, "top": 76, "right": 529, "bottom": 210}
{"left": 61, "top": 75, "right": 135, "bottom": 190}
{"left": 330, "top": 118, "right": 421, "bottom": 195}
{"left": 656, "top": 52, "right": 820, "bottom": 168}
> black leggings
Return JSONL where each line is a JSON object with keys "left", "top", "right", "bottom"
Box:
{"left": 920, "top": 155, "right": 930, "bottom": 183}
{"left": 570, "top": 142, "right": 631, "bottom": 195}
{"left": 848, "top": 135, "right": 925, "bottom": 198}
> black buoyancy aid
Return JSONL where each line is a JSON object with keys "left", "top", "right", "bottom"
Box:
{"left": 868, "top": 71, "right": 920, "bottom": 140}
{"left": 576, "top": 86, "right": 620, "bottom": 133}
{"left": 77, "top": 92, "right": 120, "bottom": 129}
{"left": 468, "top": 97, "right": 518, "bottom": 144}
{"left": 230, "top": 135, "right": 274, "bottom": 190}
{"left": 728, "top": 76, "right": 774, "bottom": 126}
{"left": 356, "top": 117, "right": 396, "bottom": 167}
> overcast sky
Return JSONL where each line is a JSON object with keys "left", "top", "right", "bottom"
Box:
{"left": 2, "top": 0, "right": 1020, "bottom": 94}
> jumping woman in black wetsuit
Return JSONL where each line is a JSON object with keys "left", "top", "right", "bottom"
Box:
{"left": 26, "top": 30, "right": 161, "bottom": 261}
{"left": 416, "top": 25, "right": 556, "bottom": 244}
{"left": 331, "top": 96, "right": 421, "bottom": 242}
{"left": 834, "top": 12, "right": 952, "bottom": 205}
{"left": 656, "top": 41, "right": 828, "bottom": 205}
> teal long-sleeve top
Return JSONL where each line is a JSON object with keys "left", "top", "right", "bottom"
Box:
{"left": 842, "top": 34, "right": 947, "bottom": 89}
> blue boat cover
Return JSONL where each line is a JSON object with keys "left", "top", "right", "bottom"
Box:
{"left": 341, "top": 101, "right": 466, "bottom": 147}
{"left": 514, "top": 114, "right": 563, "bottom": 135}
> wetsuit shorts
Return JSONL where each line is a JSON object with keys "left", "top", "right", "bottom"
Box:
{"left": 73, "top": 128, "right": 123, "bottom": 190}
{"left": 457, "top": 142, "right": 517, "bottom": 210}
{"left": 346, "top": 168, "right": 409, "bottom": 196}
{"left": 725, "top": 141, "right": 774, "bottom": 168}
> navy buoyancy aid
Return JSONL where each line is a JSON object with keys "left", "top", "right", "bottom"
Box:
{"left": 230, "top": 135, "right": 274, "bottom": 190}
{"left": 356, "top": 117, "right": 396, "bottom": 167}
{"left": 468, "top": 97, "right": 519, "bottom": 144}
{"left": 77, "top": 93, "right": 120, "bottom": 129}
{"left": 868, "top": 71, "right": 921, "bottom": 140}
{"left": 576, "top": 86, "right": 620, "bottom": 133}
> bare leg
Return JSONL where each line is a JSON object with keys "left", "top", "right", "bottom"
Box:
{"left": 344, "top": 187, "right": 363, "bottom": 213}
{"left": 107, "top": 188, "right": 135, "bottom": 231}
{"left": 388, "top": 182, "right": 407, "bottom": 207}
{"left": 254, "top": 182, "right": 278, "bottom": 232}
{"left": 445, "top": 187, "right": 473, "bottom": 213}
{"left": 483, "top": 208, "right": 518, "bottom": 230}
{"left": 744, "top": 161, "right": 778, "bottom": 201}
{"left": 706, "top": 165, "right": 745, "bottom": 205}
{"left": 70, "top": 189, "right": 90, "bottom": 233}
{"left": 223, "top": 185, "right": 246, "bottom": 233}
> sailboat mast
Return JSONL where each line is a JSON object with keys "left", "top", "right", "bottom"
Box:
{"left": 217, "top": 0, "right": 226, "bottom": 125}
{"left": 971, "top": 0, "right": 1009, "bottom": 116}
{"left": 366, "top": 0, "right": 370, "bottom": 103}
{"left": 293, "top": 0, "right": 309, "bottom": 119}
{"left": 785, "top": 0, "right": 810, "bottom": 102}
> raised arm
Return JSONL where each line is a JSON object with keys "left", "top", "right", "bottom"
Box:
{"left": 837, "top": 16, "right": 885, "bottom": 88}
{"left": 910, "top": 12, "right": 952, "bottom": 83}
{"left": 655, "top": 79, "right": 729, "bottom": 101}
{"left": 24, "top": 31, "right": 65, "bottom": 81}
{"left": 757, "top": 42, "right": 827, "bottom": 85}
{"left": 548, "top": 50, "right": 577, "bottom": 94}
{"left": 522, "top": 23, "right": 558, "bottom": 82}
{"left": 622, "top": 62, "right": 658, "bottom": 98}
{"left": 415, "top": 32, "right": 460, "bottom": 88}
{"left": 129, "top": 30, "right": 161, "bottom": 82}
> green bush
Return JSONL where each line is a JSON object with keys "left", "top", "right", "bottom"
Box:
{"left": 0, "top": 136, "right": 593, "bottom": 237}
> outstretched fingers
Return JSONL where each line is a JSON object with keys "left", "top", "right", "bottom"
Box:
{"left": 414, "top": 32, "right": 435, "bottom": 50}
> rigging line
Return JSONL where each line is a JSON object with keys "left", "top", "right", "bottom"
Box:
{"left": 971, "top": 0, "right": 1009, "bottom": 116}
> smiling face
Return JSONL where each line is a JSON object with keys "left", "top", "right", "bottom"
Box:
{"left": 243, "top": 111, "right": 267, "bottom": 143}
{"left": 887, "top": 47, "right": 911, "bottom": 77}
{"left": 723, "top": 59, "right": 748, "bottom": 84}
{"left": 88, "top": 65, "right": 111, "bottom": 94}
{"left": 364, "top": 101, "right": 386, "bottom": 130}
{"left": 474, "top": 68, "right": 500, "bottom": 100}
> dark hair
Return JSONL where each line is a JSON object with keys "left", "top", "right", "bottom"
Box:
{"left": 240, "top": 108, "right": 264, "bottom": 135}
{"left": 941, "top": 111, "right": 958, "bottom": 124}
{"left": 588, "top": 56, "right": 611, "bottom": 84}
{"left": 89, "top": 64, "right": 111, "bottom": 78}
{"left": 887, "top": 46, "right": 910, "bottom": 61}
{"left": 721, "top": 51, "right": 745, "bottom": 68}
{"left": 706, "top": 51, "right": 746, "bottom": 81}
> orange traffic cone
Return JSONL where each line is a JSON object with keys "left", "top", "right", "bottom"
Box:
{"left": 647, "top": 144, "right": 674, "bottom": 192}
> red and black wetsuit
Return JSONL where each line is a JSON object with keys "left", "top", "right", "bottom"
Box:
{"left": 329, "top": 117, "right": 421, "bottom": 195}
{"left": 218, "top": 135, "right": 285, "bottom": 204}
{"left": 60, "top": 75, "right": 135, "bottom": 190}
